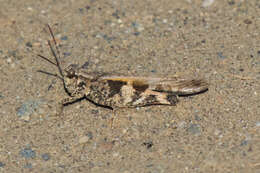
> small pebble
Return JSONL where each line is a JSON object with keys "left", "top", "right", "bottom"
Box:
{"left": 228, "top": 0, "right": 235, "bottom": 5}
{"left": 132, "top": 22, "right": 144, "bottom": 32}
{"left": 8, "top": 50, "right": 17, "bottom": 58}
{"left": 178, "top": 121, "right": 187, "bottom": 128}
{"left": 162, "top": 19, "right": 168, "bottom": 23}
{"left": 0, "top": 162, "right": 5, "bottom": 167}
{"left": 85, "top": 6, "right": 90, "bottom": 10}
{"left": 63, "top": 52, "right": 71, "bottom": 57}
{"left": 41, "top": 153, "right": 50, "bottom": 161}
{"left": 24, "top": 163, "right": 32, "bottom": 169}
{"left": 6, "top": 58, "right": 12, "bottom": 63}
{"left": 79, "top": 136, "right": 90, "bottom": 144}
{"left": 61, "top": 36, "right": 68, "bottom": 41}
{"left": 112, "top": 10, "right": 120, "bottom": 19}
{"left": 217, "top": 52, "right": 226, "bottom": 59}
{"left": 79, "top": 8, "right": 84, "bottom": 13}
{"left": 27, "top": 7, "right": 33, "bottom": 11}
{"left": 102, "top": 34, "right": 115, "bottom": 42}
{"left": 86, "top": 131, "right": 93, "bottom": 140}
{"left": 79, "top": 132, "right": 93, "bottom": 144}
{"left": 20, "top": 115, "right": 30, "bottom": 121}
{"left": 255, "top": 122, "right": 260, "bottom": 127}
{"left": 194, "top": 114, "right": 201, "bottom": 121}
{"left": 187, "top": 124, "right": 201, "bottom": 135}
{"left": 16, "top": 100, "right": 42, "bottom": 118}
{"left": 202, "top": 0, "right": 215, "bottom": 7}
{"left": 143, "top": 141, "right": 153, "bottom": 149}
{"left": 244, "top": 19, "right": 252, "bottom": 25}
{"left": 133, "top": 32, "right": 140, "bottom": 36}
{"left": 240, "top": 140, "right": 248, "bottom": 146}
{"left": 113, "top": 152, "right": 119, "bottom": 157}
{"left": 117, "top": 19, "right": 122, "bottom": 23}
{"left": 26, "top": 42, "right": 32, "bottom": 48}
{"left": 214, "top": 129, "right": 221, "bottom": 136}
{"left": 20, "top": 147, "right": 36, "bottom": 159}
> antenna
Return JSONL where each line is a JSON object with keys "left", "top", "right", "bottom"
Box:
{"left": 37, "top": 24, "right": 63, "bottom": 79}
{"left": 46, "top": 24, "right": 64, "bottom": 78}
{"left": 37, "top": 24, "right": 71, "bottom": 96}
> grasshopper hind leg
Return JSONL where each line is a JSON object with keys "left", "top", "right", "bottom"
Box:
{"left": 130, "top": 90, "right": 179, "bottom": 107}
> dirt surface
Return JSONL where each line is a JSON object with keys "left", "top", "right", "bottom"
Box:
{"left": 0, "top": 0, "right": 259, "bottom": 172}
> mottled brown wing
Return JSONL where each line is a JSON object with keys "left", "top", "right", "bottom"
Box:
{"left": 100, "top": 76, "right": 208, "bottom": 95}
{"left": 147, "top": 77, "right": 209, "bottom": 95}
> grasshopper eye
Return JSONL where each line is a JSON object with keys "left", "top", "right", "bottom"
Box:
{"left": 66, "top": 69, "right": 76, "bottom": 78}
{"left": 65, "top": 64, "right": 79, "bottom": 78}
{"left": 78, "top": 81, "right": 86, "bottom": 88}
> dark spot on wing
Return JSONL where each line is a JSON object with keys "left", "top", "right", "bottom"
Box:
{"left": 144, "top": 95, "right": 158, "bottom": 105}
{"left": 166, "top": 94, "right": 178, "bottom": 105}
{"left": 131, "top": 90, "right": 143, "bottom": 103}
{"left": 133, "top": 80, "right": 149, "bottom": 92}
{"left": 107, "top": 80, "right": 127, "bottom": 97}
{"left": 144, "top": 94, "right": 178, "bottom": 106}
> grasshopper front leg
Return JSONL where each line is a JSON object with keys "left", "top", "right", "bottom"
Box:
{"left": 57, "top": 91, "right": 85, "bottom": 116}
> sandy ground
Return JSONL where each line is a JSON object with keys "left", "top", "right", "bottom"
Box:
{"left": 0, "top": 0, "right": 259, "bottom": 172}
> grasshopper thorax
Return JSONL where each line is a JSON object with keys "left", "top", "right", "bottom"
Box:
{"left": 64, "top": 64, "right": 94, "bottom": 96}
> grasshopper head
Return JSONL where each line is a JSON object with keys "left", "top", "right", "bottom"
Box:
{"left": 64, "top": 64, "right": 93, "bottom": 96}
